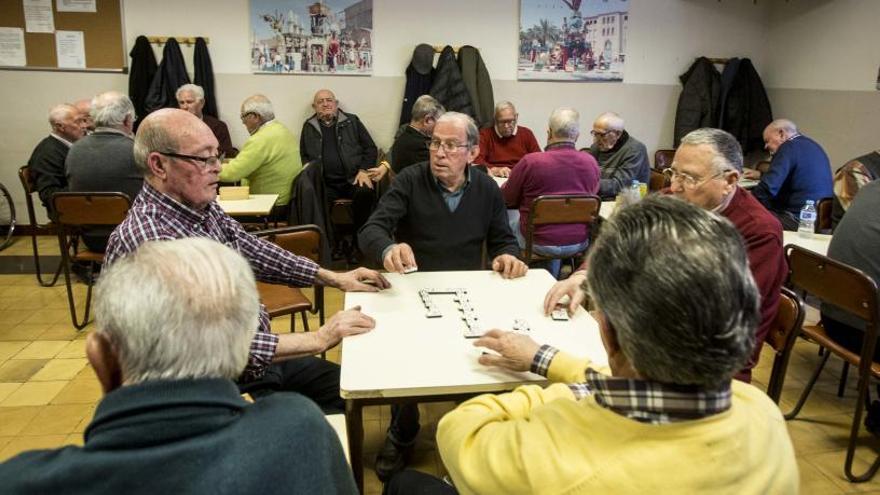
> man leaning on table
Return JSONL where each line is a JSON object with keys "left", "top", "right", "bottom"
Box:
{"left": 358, "top": 111, "right": 527, "bottom": 481}
{"left": 387, "top": 196, "right": 798, "bottom": 495}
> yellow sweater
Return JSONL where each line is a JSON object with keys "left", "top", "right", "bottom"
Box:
{"left": 219, "top": 121, "right": 301, "bottom": 205}
{"left": 437, "top": 351, "right": 798, "bottom": 495}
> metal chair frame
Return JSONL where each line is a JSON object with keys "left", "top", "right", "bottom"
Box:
{"left": 18, "top": 166, "right": 63, "bottom": 286}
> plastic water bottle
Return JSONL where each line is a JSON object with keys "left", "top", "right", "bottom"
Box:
{"left": 628, "top": 180, "right": 641, "bottom": 204}
{"left": 798, "top": 200, "right": 816, "bottom": 237}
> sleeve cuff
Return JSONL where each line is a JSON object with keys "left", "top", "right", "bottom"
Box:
{"left": 530, "top": 344, "right": 558, "bottom": 377}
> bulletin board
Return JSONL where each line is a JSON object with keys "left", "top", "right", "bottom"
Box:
{"left": 0, "top": 0, "right": 125, "bottom": 72}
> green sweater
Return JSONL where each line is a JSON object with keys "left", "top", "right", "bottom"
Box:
{"left": 219, "top": 120, "right": 301, "bottom": 205}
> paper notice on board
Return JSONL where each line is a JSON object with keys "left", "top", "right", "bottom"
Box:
{"left": 56, "top": 0, "right": 96, "bottom": 12}
{"left": 56, "top": 30, "right": 86, "bottom": 69}
{"left": 0, "top": 27, "right": 27, "bottom": 66}
{"left": 24, "top": 0, "right": 55, "bottom": 33}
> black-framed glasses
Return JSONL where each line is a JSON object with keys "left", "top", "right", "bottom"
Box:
{"left": 158, "top": 151, "right": 224, "bottom": 170}
{"left": 427, "top": 140, "right": 469, "bottom": 153}
{"left": 663, "top": 168, "right": 726, "bottom": 189}
{"left": 590, "top": 129, "right": 616, "bottom": 138}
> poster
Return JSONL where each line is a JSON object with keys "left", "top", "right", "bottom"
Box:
{"left": 519, "top": 0, "right": 629, "bottom": 82}
{"left": 56, "top": 30, "right": 86, "bottom": 68}
{"left": 0, "top": 27, "right": 27, "bottom": 66}
{"left": 250, "top": 0, "right": 373, "bottom": 75}
{"left": 23, "top": 0, "right": 55, "bottom": 33}
{"left": 56, "top": 0, "right": 97, "bottom": 12}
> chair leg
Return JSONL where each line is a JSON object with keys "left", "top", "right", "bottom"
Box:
{"left": 61, "top": 258, "right": 94, "bottom": 330}
{"left": 31, "top": 231, "right": 62, "bottom": 287}
{"left": 839, "top": 362, "right": 850, "bottom": 397}
{"left": 784, "top": 351, "right": 831, "bottom": 420}
{"left": 844, "top": 376, "right": 880, "bottom": 482}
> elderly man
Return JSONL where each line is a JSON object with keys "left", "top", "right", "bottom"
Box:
{"left": 219, "top": 94, "right": 301, "bottom": 211}
{"left": 589, "top": 112, "right": 650, "bottom": 199}
{"left": 748, "top": 119, "right": 833, "bottom": 230}
{"left": 27, "top": 104, "right": 84, "bottom": 215}
{"left": 300, "top": 89, "right": 380, "bottom": 246}
{"left": 502, "top": 107, "right": 600, "bottom": 278}
{"left": 177, "top": 83, "right": 238, "bottom": 158}
{"left": 388, "top": 196, "right": 798, "bottom": 494}
{"left": 474, "top": 101, "right": 541, "bottom": 177}
{"left": 66, "top": 91, "right": 143, "bottom": 252}
{"left": 106, "top": 108, "right": 390, "bottom": 413}
{"left": 389, "top": 95, "right": 444, "bottom": 173}
{"left": 73, "top": 98, "right": 95, "bottom": 134}
{"left": 359, "top": 112, "right": 526, "bottom": 481}
{"left": 0, "top": 238, "right": 357, "bottom": 494}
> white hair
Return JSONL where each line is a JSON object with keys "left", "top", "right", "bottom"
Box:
{"left": 94, "top": 238, "right": 259, "bottom": 384}
{"left": 437, "top": 112, "right": 479, "bottom": 147}
{"left": 48, "top": 104, "right": 77, "bottom": 127}
{"left": 494, "top": 101, "right": 516, "bottom": 117}
{"left": 549, "top": 107, "right": 580, "bottom": 141}
{"left": 242, "top": 94, "right": 275, "bottom": 121}
{"left": 595, "top": 112, "right": 624, "bottom": 131}
{"left": 91, "top": 91, "right": 135, "bottom": 129}
{"left": 176, "top": 83, "right": 205, "bottom": 101}
{"left": 767, "top": 118, "right": 798, "bottom": 135}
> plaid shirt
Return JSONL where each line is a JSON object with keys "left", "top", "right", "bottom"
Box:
{"left": 105, "top": 182, "right": 319, "bottom": 382}
{"left": 531, "top": 345, "right": 732, "bottom": 425}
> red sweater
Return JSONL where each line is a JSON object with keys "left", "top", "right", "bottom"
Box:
{"left": 475, "top": 126, "right": 541, "bottom": 168}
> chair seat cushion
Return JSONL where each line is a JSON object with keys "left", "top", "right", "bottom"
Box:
{"left": 257, "top": 282, "right": 314, "bottom": 317}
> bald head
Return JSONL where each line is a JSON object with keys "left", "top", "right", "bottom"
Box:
{"left": 134, "top": 108, "right": 210, "bottom": 176}
{"left": 48, "top": 104, "right": 84, "bottom": 143}
{"left": 72, "top": 98, "right": 95, "bottom": 133}
{"left": 313, "top": 89, "right": 339, "bottom": 124}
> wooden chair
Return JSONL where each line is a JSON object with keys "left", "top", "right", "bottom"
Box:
{"left": 764, "top": 287, "right": 806, "bottom": 403}
{"left": 648, "top": 169, "right": 669, "bottom": 192}
{"left": 523, "top": 194, "right": 600, "bottom": 270}
{"left": 53, "top": 192, "right": 131, "bottom": 330}
{"left": 816, "top": 196, "right": 833, "bottom": 234}
{"left": 255, "top": 224, "right": 326, "bottom": 356}
{"left": 18, "top": 166, "right": 62, "bottom": 286}
{"left": 782, "top": 245, "right": 880, "bottom": 482}
{"left": 653, "top": 149, "right": 675, "bottom": 171}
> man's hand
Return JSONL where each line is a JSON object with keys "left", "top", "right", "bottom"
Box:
{"left": 383, "top": 243, "right": 418, "bottom": 273}
{"left": 489, "top": 166, "right": 512, "bottom": 178}
{"left": 491, "top": 254, "right": 528, "bottom": 279}
{"left": 474, "top": 329, "right": 541, "bottom": 372}
{"left": 317, "top": 306, "right": 376, "bottom": 350}
{"left": 367, "top": 162, "right": 390, "bottom": 183}
{"left": 354, "top": 169, "right": 374, "bottom": 189}
{"left": 317, "top": 267, "right": 391, "bottom": 292}
{"left": 742, "top": 168, "right": 761, "bottom": 180}
{"left": 543, "top": 270, "right": 586, "bottom": 316}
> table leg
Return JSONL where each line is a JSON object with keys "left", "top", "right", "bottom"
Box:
{"left": 346, "top": 399, "right": 365, "bottom": 493}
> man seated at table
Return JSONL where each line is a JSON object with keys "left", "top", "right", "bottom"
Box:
{"left": 474, "top": 101, "right": 541, "bottom": 177}
{"left": 501, "top": 107, "right": 600, "bottom": 278}
{"left": 831, "top": 148, "right": 880, "bottom": 229}
{"left": 359, "top": 111, "right": 527, "bottom": 481}
{"left": 0, "top": 237, "right": 357, "bottom": 494}
{"left": 106, "top": 108, "right": 390, "bottom": 415}
{"left": 389, "top": 95, "right": 444, "bottom": 173}
{"left": 27, "top": 103, "right": 84, "bottom": 217}
{"left": 177, "top": 83, "right": 238, "bottom": 158}
{"left": 66, "top": 91, "right": 143, "bottom": 252}
{"left": 547, "top": 128, "right": 786, "bottom": 383}
{"left": 73, "top": 98, "right": 95, "bottom": 134}
{"left": 588, "top": 112, "right": 650, "bottom": 200}
{"left": 386, "top": 195, "right": 798, "bottom": 494}
{"left": 219, "top": 94, "right": 301, "bottom": 217}
{"left": 748, "top": 118, "right": 833, "bottom": 230}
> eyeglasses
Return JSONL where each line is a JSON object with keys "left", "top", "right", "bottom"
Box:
{"left": 663, "top": 168, "right": 725, "bottom": 189}
{"left": 158, "top": 151, "right": 224, "bottom": 170}
{"left": 427, "top": 140, "right": 470, "bottom": 153}
{"left": 496, "top": 118, "right": 517, "bottom": 127}
{"left": 590, "top": 129, "right": 616, "bottom": 138}
{"left": 240, "top": 112, "right": 255, "bottom": 121}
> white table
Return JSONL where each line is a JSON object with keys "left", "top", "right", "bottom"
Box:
{"left": 324, "top": 414, "right": 350, "bottom": 465}
{"left": 216, "top": 194, "right": 279, "bottom": 216}
{"left": 739, "top": 178, "right": 760, "bottom": 189}
{"left": 599, "top": 200, "right": 616, "bottom": 219}
{"left": 783, "top": 231, "right": 832, "bottom": 256}
{"left": 341, "top": 269, "right": 606, "bottom": 490}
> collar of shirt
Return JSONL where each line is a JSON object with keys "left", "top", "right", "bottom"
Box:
{"left": 433, "top": 166, "right": 472, "bottom": 212}
{"left": 714, "top": 186, "right": 739, "bottom": 214}
{"left": 495, "top": 125, "right": 518, "bottom": 139}
{"left": 254, "top": 119, "right": 274, "bottom": 134}
{"left": 141, "top": 181, "right": 212, "bottom": 224}
{"left": 94, "top": 126, "right": 133, "bottom": 139}
{"left": 50, "top": 133, "right": 74, "bottom": 147}
{"left": 545, "top": 141, "right": 576, "bottom": 152}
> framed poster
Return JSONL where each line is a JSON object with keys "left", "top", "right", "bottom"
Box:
{"left": 250, "top": 0, "right": 373, "bottom": 75}
{"left": 519, "top": 0, "right": 629, "bottom": 81}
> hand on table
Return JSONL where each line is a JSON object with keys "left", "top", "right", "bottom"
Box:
{"left": 489, "top": 166, "right": 512, "bottom": 178}
{"left": 474, "top": 329, "right": 541, "bottom": 372}
{"left": 383, "top": 242, "right": 418, "bottom": 273}
{"left": 543, "top": 270, "right": 587, "bottom": 316}
{"left": 742, "top": 168, "right": 761, "bottom": 180}
{"left": 318, "top": 267, "right": 391, "bottom": 292}
{"left": 318, "top": 305, "right": 376, "bottom": 350}
{"left": 354, "top": 170, "right": 374, "bottom": 189}
{"left": 491, "top": 254, "right": 528, "bottom": 279}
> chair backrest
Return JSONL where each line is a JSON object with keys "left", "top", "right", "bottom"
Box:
{"left": 766, "top": 286, "right": 805, "bottom": 353}
{"left": 52, "top": 192, "right": 132, "bottom": 227}
{"left": 648, "top": 169, "right": 669, "bottom": 192}
{"left": 816, "top": 196, "right": 833, "bottom": 233}
{"left": 525, "top": 194, "right": 600, "bottom": 261}
{"left": 654, "top": 149, "right": 675, "bottom": 170}
{"left": 18, "top": 166, "right": 40, "bottom": 229}
{"left": 256, "top": 224, "right": 323, "bottom": 264}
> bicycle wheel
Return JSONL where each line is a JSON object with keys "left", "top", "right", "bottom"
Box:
{"left": 0, "top": 182, "right": 16, "bottom": 251}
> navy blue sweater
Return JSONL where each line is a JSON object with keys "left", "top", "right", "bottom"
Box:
{"left": 752, "top": 135, "right": 833, "bottom": 216}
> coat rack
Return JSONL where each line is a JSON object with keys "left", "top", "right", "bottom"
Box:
{"left": 147, "top": 36, "right": 209, "bottom": 45}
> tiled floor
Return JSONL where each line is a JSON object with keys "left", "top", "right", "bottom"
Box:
{"left": 1, "top": 234, "right": 880, "bottom": 493}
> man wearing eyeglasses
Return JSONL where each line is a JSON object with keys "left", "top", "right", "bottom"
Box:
{"left": 588, "top": 112, "right": 650, "bottom": 200}
{"left": 359, "top": 112, "right": 526, "bottom": 481}
{"left": 474, "top": 101, "right": 541, "bottom": 178}
{"left": 218, "top": 94, "right": 301, "bottom": 212}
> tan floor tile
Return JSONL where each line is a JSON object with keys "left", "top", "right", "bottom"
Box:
{"left": 0, "top": 383, "right": 22, "bottom": 403}
{"left": 0, "top": 341, "right": 29, "bottom": 362}
{"left": 0, "top": 381, "right": 68, "bottom": 406}
{"left": 64, "top": 432, "right": 84, "bottom": 447}
{"left": 805, "top": 450, "right": 880, "bottom": 492}
{"left": 0, "top": 359, "right": 48, "bottom": 382}
{"left": 0, "top": 325, "right": 47, "bottom": 342}
{"left": 798, "top": 456, "right": 845, "bottom": 494}
{"left": 29, "top": 358, "right": 88, "bottom": 381}
{"left": 362, "top": 419, "right": 386, "bottom": 456}
{"left": 54, "top": 339, "right": 86, "bottom": 359}
{"left": 0, "top": 436, "right": 12, "bottom": 451}
{"left": 50, "top": 378, "right": 102, "bottom": 405}
{"left": 788, "top": 416, "right": 852, "bottom": 455}
{"left": 72, "top": 406, "right": 95, "bottom": 433}
{"left": 19, "top": 309, "right": 70, "bottom": 326}
{"left": 0, "top": 310, "right": 34, "bottom": 326}
{"left": 35, "top": 324, "right": 80, "bottom": 341}
{"left": 0, "top": 406, "right": 41, "bottom": 435}
{"left": 19, "top": 404, "right": 94, "bottom": 436}
{"left": 13, "top": 340, "right": 69, "bottom": 359}
{"left": 0, "top": 434, "right": 69, "bottom": 462}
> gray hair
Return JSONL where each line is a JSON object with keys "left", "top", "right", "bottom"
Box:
{"left": 436, "top": 112, "right": 479, "bottom": 147}
{"left": 90, "top": 91, "right": 135, "bottom": 128}
{"left": 242, "top": 94, "right": 275, "bottom": 121}
{"left": 94, "top": 238, "right": 259, "bottom": 384}
{"left": 679, "top": 128, "right": 744, "bottom": 173}
{"left": 176, "top": 83, "right": 205, "bottom": 101}
{"left": 595, "top": 112, "right": 624, "bottom": 131}
{"left": 549, "top": 107, "right": 580, "bottom": 141}
{"left": 494, "top": 101, "right": 516, "bottom": 117}
{"left": 48, "top": 104, "right": 77, "bottom": 126}
{"left": 584, "top": 195, "right": 759, "bottom": 388}
{"left": 411, "top": 95, "right": 445, "bottom": 122}
{"left": 767, "top": 118, "right": 798, "bottom": 135}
